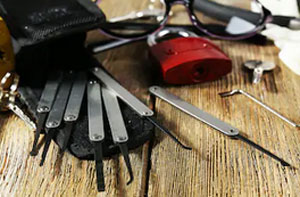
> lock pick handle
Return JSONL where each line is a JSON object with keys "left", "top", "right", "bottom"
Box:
{"left": 149, "top": 86, "right": 291, "bottom": 166}
{"left": 91, "top": 67, "right": 192, "bottom": 150}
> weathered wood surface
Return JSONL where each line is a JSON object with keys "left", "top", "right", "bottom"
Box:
{"left": 148, "top": 41, "right": 300, "bottom": 197}
{"left": 1, "top": 0, "right": 300, "bottom": 196}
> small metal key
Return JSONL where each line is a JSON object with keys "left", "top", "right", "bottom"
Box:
{"left": 0, "top": 72, "right": 36, "bottom": 130}
{"left": 244, "top": 60, "right": 276, "bottom": 84}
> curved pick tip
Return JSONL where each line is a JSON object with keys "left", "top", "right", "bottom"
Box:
{"left": 281, "top": 160, "right": 294, "bottom": 168}
{"left": 179, "top": 143, "right": 192, "bottom": 150}
{"left": 39, "top": 159, "right": 45, "bottom": 167}
{"left": 97, "top": 183, "right": 105, "bottom": 192}
{"left": 30, "top": 150, "right": 38, "bottom": 156}
{"left": 219, "top": 89, "right": 241, "bottom": 97}
{"left": 166, "top": 134, "right": 192, "bottom": 150}
{"left": 126, "top": 175, "right": 134, "bottom": 185}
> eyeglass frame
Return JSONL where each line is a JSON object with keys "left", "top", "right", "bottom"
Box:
{"left": 99, "top": 0, "right": 272, "bottom": 41}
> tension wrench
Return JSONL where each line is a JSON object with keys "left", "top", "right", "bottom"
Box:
{"left": 149, "top": 86, "right": 291, "bottom": 166}
{"left": 219, "top": 89, "right": 300, "bottom": 128}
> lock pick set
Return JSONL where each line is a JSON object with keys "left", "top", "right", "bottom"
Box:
{"left": 0, "top": 0, "right": 300, "bottom": 194}
{"left": 23, "top": 67, "right": 191, "bottom": 191}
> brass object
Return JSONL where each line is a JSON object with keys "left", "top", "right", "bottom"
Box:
{"left": 0, "top": 17, "right": 15, "bottom": 87}
{"left": 0, "top": 72, "right": 19, "bottom": 111}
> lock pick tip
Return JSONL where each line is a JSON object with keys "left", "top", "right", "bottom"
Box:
{"left": 219, "top": 89, "right": 242, "bottom": 97}
{"left": 146, "top": 116, "right": 192, "bottom": 150}
{"left": 236, "top": 134, "right": 291, "bottom": 167}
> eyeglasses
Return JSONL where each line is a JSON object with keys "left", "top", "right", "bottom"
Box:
{"left": 97, "top": 0, "right": 272, "bottom": 40}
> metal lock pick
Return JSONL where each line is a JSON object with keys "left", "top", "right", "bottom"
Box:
{"left": 91, "top": 67, "right": 192, "bottom": 150}
{"left": 219, "top": 89, "right": 300, "bottom": 128}
{"left": 61, "top": 72, "right": 87, "bottom": 152}
{"left": 87, "top": 81, "right": 106, "bottom": 192}
{"left": 102, "top": 86, "right": 134, "bottom": 185}
{"left": 40, "top": 72, "right": 74, "bottom": 166}
{"left": 149, "top": 86, "right": 291, "bottom": 167}
{"left": 31, "top": 73, "right": 62, "bottom": 156}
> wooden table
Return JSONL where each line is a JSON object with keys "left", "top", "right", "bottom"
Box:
{"left": 1, "top": 1, "right": 300, "bottom": 196}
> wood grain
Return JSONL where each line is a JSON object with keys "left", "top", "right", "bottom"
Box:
{"left": 148, "top": 41, "right": 300, "bottom": 197}
{"left": 1, "top": 0, "right": 300, "bottom": 196}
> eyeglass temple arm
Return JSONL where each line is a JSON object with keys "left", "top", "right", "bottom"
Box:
{"left": 193, "top": 0, "right": 262, "bottom": 24}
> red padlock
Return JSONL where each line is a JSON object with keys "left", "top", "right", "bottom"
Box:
{"left": 148, "top": 29, "right": 232, "bottom": 85}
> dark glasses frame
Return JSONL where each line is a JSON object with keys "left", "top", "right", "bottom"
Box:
{"left": 99, "top": 0, "right": 272, "bottom": 40}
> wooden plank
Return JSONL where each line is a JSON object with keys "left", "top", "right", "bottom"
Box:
{"left": 1, "top": 0, "right": 300, "bottom": 196}
{"left": 147, "top": 41, "right": 300, "bottom": 197}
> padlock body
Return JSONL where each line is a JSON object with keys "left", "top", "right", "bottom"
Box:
{"left": 149, "top": 37, "right": 232, "bottom": 85}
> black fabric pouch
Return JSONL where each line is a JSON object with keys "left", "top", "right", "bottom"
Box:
{"left": 0, "top": 0, "right": 105, "bottom": 47}
{"left": 0, "top": 0, "right": 154, "bottom": 160}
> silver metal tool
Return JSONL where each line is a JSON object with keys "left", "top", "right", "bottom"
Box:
{"left": 40, "top": 72, "right": 74, "bottom": 166}
{"left": 61, "top": 72, "right": 87, "bottom": 152}
{"left": 91, "top": 67, "right": 191, "bottom": 150}
{"left": 87, "top": 81, "right": 105, "bottom": 192}
{"left": 244, "top": 60, "right": 276, "bottom": 84}
{"left": 102, "top": 86, "right": 134, "bottom": 185}
{"left": 219, "top": 89, "right": 300, "bottom": 128}
{"left": 30, "top": 73, "right": 62, "bottom": 156}
{"left": 149, "top": 86, "right": 291, "bottom": 166}
{"left": 8, "top": 103, "right": 36, "bottom": 129}
{"left": 0, "top": 72, "right": 36, "bottom": 130}
{"left": 0, "top": 73, "right": 36, "bottom": 129}
{"left": 92, "top": 67, "right": 153, "bottom": 117}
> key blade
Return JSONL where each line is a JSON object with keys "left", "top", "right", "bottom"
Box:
{"left": 8, "top": 103, "right": 36, "bottom": 130}
{"left": 235, "top": 134, "right": 291, "bottom": 167}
